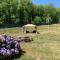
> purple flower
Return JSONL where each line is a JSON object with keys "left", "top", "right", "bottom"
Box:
{"left": 6, "top": 49, "right": 12, "bottom": 56}
{"left": 15, "top": 48, "right": 19, "bottom": 54}
{"left": 0, "top": 50, "right": 4, "bottom": 54}
{"left": 0, "top": 34, "right": 21, "bottom": 57}
{"left": 6, "top": 36, "right": 12, "bottom": 41}
{"left": 11, "top": 49, "right": 15, "bottom": 54}
{"left": 2, "top": 49, "right": 7, "bottom": 56}
{"left": 7, "top": 41, "right": 12, "bottom": 44}
{"left": 0, "top": 48, "right": 6, "bottom": 54}
{"left": 15, "top": 42, "right": 20, "bottom": 48}
{"left": 1, "top": 47, "right": 5, "bottom": 50}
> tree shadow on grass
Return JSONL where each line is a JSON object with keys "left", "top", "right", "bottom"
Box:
{"left": 0, "top": 24, "right": 22, "bottom": 28}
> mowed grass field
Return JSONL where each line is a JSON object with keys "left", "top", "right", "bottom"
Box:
{"left": 0, "top": 24, "right": 60, "bottom": 60}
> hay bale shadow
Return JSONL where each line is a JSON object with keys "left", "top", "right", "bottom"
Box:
{"left": 20, "top": 36, "right": 33, "bottom": 43}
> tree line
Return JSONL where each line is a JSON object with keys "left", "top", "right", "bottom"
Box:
{"left": 0, "top": 0, "right": 60, "bottom": 27}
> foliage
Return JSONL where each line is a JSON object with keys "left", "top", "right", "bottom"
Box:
{"left": 0, "top": 0, "right": 60, "bottom": 26}
{"left": 0, "top": 33, "right": 21, "bottom": 59}
{"left": 33, "top": 16, "right": 42, "bottom": 25}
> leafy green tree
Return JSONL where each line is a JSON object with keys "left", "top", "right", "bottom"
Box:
{"left": 0, "top": 0, "right": 60, "bottom": 27}
{"left": 19, "top": 0, "right": 33, "bottom": 24}
{"left": 33, "top": 16, "right": 42, "bottom": 25}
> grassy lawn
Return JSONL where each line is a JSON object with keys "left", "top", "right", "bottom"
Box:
{"left": 0, "top": 24, "right": 60, "bottom": 60}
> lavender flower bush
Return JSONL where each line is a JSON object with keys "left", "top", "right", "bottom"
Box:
{"left": 0, "top": 33, "right": 22, "bottom": 58}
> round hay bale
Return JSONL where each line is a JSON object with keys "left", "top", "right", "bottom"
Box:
{"left": 23, "top": 24, "right": 37, "bottom": 33}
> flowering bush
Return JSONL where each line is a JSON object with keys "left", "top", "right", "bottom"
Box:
{"left": 0, "top": 33, "right": 21, "bottom": 58}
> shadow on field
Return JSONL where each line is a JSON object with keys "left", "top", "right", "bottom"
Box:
{"left": 0, "top": 23, "right": 53, "bottom": 28}
{"left": 0, "top": 50, "right": 25, "bottom": 60}
{"left": 0, "top": 24, "right": 21, "bottom": 28}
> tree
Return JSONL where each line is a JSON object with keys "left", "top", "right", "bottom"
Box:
{"left": 19, "top": 0, "right": 33, "bottom": 24}
{"left": 0, "top": 0, "right": 60, "bottom": 26}
{"left": 33, "top": 16, "right": 42, "bottom": 25}
{"left": 44, "top": 4, "right": 57, "bottom": 24}
{"left": 0, "top": 0, "right": 19, "bottom": 24}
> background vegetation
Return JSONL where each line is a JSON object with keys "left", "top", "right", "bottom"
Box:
{"left": 0, "top": 0, "right": 60, "bottom": 27}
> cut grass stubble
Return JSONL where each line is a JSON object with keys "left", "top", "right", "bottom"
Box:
{"left": 0, "top": 24, "right": 60, "bottom": 60}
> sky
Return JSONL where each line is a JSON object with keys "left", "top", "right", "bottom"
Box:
{"left": 32, "top": 0, "right": 60, "bottom": 8}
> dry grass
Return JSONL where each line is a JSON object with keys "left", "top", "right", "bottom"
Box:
{"left": 0, "top": 24, "right": 60, "bottom": 60}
